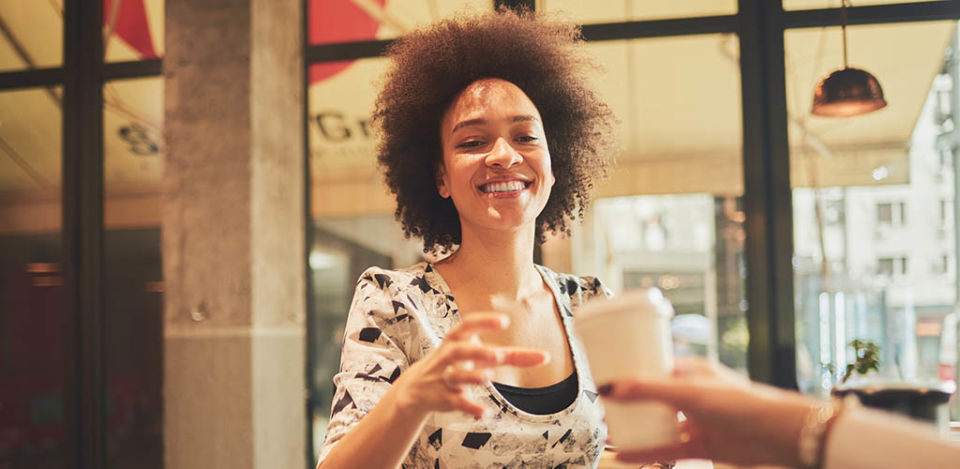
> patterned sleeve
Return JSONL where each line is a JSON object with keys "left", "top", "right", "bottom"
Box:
{"left": 580, "top": 275, "right": 613, "bottom": 301}
{"left": 316, "top": 270, "right": 410, "bottom": 464}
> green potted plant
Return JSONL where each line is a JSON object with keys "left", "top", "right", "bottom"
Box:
{"left": 831, "top": 339, "right": 952, "bottom": 432}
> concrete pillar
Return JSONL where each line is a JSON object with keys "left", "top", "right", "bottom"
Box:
{"left": 162, "top": 0, "right": 305, "bottom": 468}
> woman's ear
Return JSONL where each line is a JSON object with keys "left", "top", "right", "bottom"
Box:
{"left": 436, "top": 164, "right": 451, "bottom": 199}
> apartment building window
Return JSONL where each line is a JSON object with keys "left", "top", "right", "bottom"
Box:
{"left": 940, "top": 148, "right": 954, "bottom": 172}
{"left": 877, "top": 256, "right": 908, "bottom": 276}
{"left": 876, "top": 201, "right": 906, "bottom": 225}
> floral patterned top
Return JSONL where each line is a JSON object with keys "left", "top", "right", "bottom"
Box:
{"left": 317, "top": 262, "right": 612, "bottom": 468}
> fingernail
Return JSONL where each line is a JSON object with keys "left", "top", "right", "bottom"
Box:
{"left": 597, "top": 384, "right": 612, "bottom": 396}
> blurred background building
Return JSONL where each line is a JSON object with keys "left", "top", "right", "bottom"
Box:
{"left": 1, "top": 1, "right": 960, "bottom": 468}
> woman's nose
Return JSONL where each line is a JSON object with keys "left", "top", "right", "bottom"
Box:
{"left": 485, "top": 137, "right": 523, "bottom": 168}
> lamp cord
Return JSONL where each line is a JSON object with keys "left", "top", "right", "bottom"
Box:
{"left": 841, "top": 0, "right": 850, "bottom": 68}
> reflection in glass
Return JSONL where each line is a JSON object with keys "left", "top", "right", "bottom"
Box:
{"left": 103, "top": 77, "right": 164, "bottom": 469}
{"left": 308, "top": 56, "right": 417, "bottom": 453}
{"left": 0, "top": 87, "right": 64, "bottom": 468}
{"left": 566, "top": 195, "right": 747, "bottom": 369}
{"left": 104, "top": 0, "right": 164, "bottom": 62}
{"left": 308, "top": 0, "right": 490, "bottom": 45}
{"left": 787, "top": 21, "right": 959, "bottom": 419}
{"left": 560, "top": 36, "right": 747, "bottom": 371}
{"left": 541, "top": 0, "right": 736, "bottom": 24}
{"left": 0, "top": 0, "right": 63, "bottom": 71}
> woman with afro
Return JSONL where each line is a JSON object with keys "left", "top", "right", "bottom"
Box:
{"left": 317, "top": 9, "right": 621, "bottom": 468}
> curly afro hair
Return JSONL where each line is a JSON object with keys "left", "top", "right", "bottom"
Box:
{"left": 374, "top": 8, "right": 613, "bottom": 251}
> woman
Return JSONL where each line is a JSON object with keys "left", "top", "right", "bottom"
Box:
{"left": 316, "top": 9, "right": 616, "bottom": 469}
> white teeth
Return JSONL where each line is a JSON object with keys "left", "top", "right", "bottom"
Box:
{"left": 481, "top": 181, "right": 526, "bottom": 193}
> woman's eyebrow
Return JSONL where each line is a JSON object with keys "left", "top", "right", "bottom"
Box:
{"left": 451, "top": 118, "right": 486, "bottom": 133}
{"left": 510, "top": 115, "right": 539, "bottom": 124}
{"left": 451, "top": 115, "right": 541, "bottom": 133}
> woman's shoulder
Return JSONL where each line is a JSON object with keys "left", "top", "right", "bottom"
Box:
{"left": 356, "top": 262, "right": 432, "bottom": 291}
{"left": 536, "top": 264, "right": 610, "bottom": 299}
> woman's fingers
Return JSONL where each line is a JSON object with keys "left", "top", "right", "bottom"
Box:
{"left": 444, "top": 343, "right": 549, "bottom": 369}
{"left": 445, "top": 343, "right": 504, "bottom": 366}
{"left": 441, "top": 365, "right": 492, "bottom": 389}
{"left": 597, "top": 378, "right": 696, "bottom": 409}
{"left": 445, "top": 313, "right": 510, "bottom": 342}
{"left": 451, "top": 394, "right": 486, "bottom": 420}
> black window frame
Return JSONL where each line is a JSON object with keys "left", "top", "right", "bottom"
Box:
{"left": 0, "top": 1, "right": 163, "bottom": 467}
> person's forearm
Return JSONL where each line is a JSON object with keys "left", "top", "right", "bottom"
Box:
{"left": 317, "top": 388, "right": 428, "bottom": 469}
{"left": 823, "top": 407, "right": 960, "bottom": 469}
{"left": 748, "top": 385, "right": 815, "bottom": 468}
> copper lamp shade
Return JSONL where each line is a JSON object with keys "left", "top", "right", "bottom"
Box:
{"left": 811, "top": 67, "right": 887, "bottom": 117}
{"left": 811, "top": 0, "right": 887, "bottom": 118}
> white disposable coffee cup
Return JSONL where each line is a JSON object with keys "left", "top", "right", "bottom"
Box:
{"left": 574, "top": 288, "right": 679, "bottom": 450}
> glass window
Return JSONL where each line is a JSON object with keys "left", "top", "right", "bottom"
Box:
{"left": 0, "top": 0, "right": 63, "bottom": 71}
{"left": 877, "top": 202, "right": 893, "bottom": 224}
{"left": 306, "top": 33, "right": 748, "bottom": 456}
{"left": 787, "top": 21, "right": 959, "bottom": 420}
{"left": 784, "top": 0, "right": 946, "bottom": 11}
{"left": 102, "top": 76, "right": 164, "bottom": 469}
{"left": 307, "top": 56, "right": 426, "bottom": 454}
{"left": 539, "top": 0, "right": 736, "bottom": 24}
{"left": 554, "top": 35, "right": 746, "bottom": 371}
{"left": 877, "top": 257, "right": 895, "bottom": 276}
{"left": 104, "top": 0, "right": 164, "bottom": 62}
{"left": 0, "top": 87, "right": 65, "bottom": 468}
{"left": 308, "top": 0, "right": 491, "bottom": 45}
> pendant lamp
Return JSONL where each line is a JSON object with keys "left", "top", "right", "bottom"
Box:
{"left": 811, "top": 0, "right": 887, "bottom": 117}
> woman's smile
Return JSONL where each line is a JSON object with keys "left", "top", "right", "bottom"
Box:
{"left": 438, "top": 78, "right": 555, "bottom": 231}
{"left": 477, "top": 178, "right": 533, "bottom": 199}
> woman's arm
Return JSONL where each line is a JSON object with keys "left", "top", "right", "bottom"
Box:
{"left": 319, "top": 313, "right": 547, "bottom": 468}
{"left": 602, "top": 358, "right": 960, "bottom": 469}
{"left": 823, "top": 405, "right": 960, "bottom": 469}
{"left": 316, "top": 377, "right": 430, "bottom": 469}
{"left": 316, "top": 272, "right": 548, "bottom": 468}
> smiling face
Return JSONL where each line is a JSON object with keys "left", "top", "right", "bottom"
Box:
{"left": 438, "top": 78, "right": 555, "bottom": 237}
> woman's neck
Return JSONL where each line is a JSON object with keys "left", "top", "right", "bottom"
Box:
{"left": 436, "top": 223, "right": 542, "bottom": 301}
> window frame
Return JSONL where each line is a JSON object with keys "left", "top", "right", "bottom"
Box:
{"left": 0, "top": 1, "right": 164, "bottom": 467}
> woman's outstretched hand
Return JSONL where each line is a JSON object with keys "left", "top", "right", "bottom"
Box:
{"left": 600, "top": 357, "right": 812, "bottom": 468}
{"left": 391, "top": 312, "right": 549, "bottom": 420}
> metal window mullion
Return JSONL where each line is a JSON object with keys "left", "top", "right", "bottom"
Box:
{"left": 62, "top": 0, "right": 105, "bottom": 467}
{"left": 102, "top": 58, "right": 163, "bottom": 81}
{"left": 739, "top": 0, "right": 798, "bottom": 389}
{"left": 302, "top": 1, "right": 316, "bottom": 468}
{"left": 581, "top": 15, "right": 737, "bottom": 41}
{"left": 0, "top": 67, "right": 63, "bottom": 90}
{"left": 784, "top": 1, "right": 960, "bottom": 29}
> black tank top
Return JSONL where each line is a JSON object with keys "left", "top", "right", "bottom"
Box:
{"left": 492, "top": 372, "right": 578, "bottom": 415}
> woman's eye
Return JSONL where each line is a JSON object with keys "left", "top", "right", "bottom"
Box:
{"left": 517, "top": 135, "right": 538, "bottom": 143}
{"left": 457, "top": 140, "right": 483, "bottom": 148}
